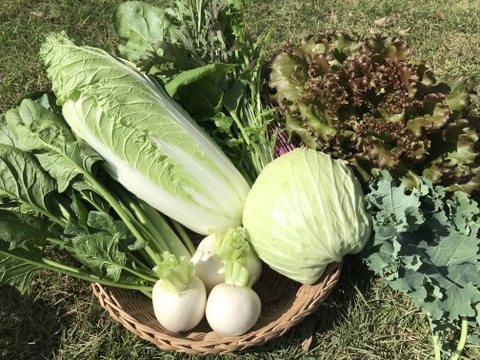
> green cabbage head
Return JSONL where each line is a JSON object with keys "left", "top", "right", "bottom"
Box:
{"left": 243, "top": 148, "right": 371, "bottom": 284}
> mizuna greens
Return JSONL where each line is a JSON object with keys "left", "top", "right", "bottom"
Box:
{"left": 40, "top": 32, "right": 250, "bottom": 235}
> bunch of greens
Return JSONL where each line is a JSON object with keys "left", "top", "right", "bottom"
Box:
{"left": 269, "top": 31, "right": 479, "bottom": 193}
{"left": 361, "top": 169, "right": 480, "bottom": 359}
{"left": 0, "top": 94, "right": 196, "bottom": 297}
{"left": 113, "top": 0, "right": 276, "bottom": 182}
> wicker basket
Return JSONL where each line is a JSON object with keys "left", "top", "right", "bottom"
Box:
{"left": 92, "top": 261, "right": 342, "bottom": 354}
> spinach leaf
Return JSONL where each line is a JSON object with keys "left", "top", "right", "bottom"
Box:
{"left": 0, "top": 144, "right": 64, "bottom": 225}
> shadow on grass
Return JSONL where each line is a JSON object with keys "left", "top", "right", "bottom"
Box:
{"left": 238, "top": 255, "right": 375, "bottom": 358}
{"left": 0, "top": 285, "right": 63, "bottom": 360}
{"left": 303, "top": 255, "right": 375, "bottom": 343}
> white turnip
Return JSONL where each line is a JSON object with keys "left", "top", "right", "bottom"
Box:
{"left": 152, "top": 275, "right": 206, "bottom": 332}
{"left": 206, "top": 283, "right": 261, "bottom": 336}
{"left": 205, "top": 261, "right": 261, "bottom": 336}
{"left": 151, "top": 252, "right": 207, "bottom": 332}
{"left": 194, "top": 228, "right": 262, "bottom": 293}
{"left": 193, "top": 233, "right": 225, "bottom": 293}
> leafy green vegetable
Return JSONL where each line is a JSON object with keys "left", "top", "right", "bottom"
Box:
{"left": 0, "top": 94, "right": 196, "bottom": 296}
{"left": 6, "top": 97, "right": 103, "bottom": 193}
{"left": 113, "top": 0, "right": 276, "bottom": 182}
{"left": 0, "top": 210, "right": 60, "bottom": 294}
{"left": 0, "top": 142, "right": 66, "bottom": 226}
{"left": 269, "top": 31, "right": 479, "bottom": 193}
{"left": 113, "top": 0, "right": 244, "bottom": 76}
{"left": 361, "top": 169, "right": 480, "bottom": 358}
{"left": 40, "top": 32, "right": 250, "bottom": 235}
{"left": 243, "top": 148, "right": 372, "bottom": 284}
{"left": 113, "top": 1, "right": 176, "bottom": 65}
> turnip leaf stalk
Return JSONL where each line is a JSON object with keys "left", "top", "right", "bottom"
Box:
{"left": 194, "top": 226, "right": 262, "bottom": 293}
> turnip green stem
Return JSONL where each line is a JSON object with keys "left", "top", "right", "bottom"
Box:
{"left": 430, "top": 318, "right": 441, "bottom": 360}
{"left": 169, "top": 218, "right": 196, "bottom": 255}
{"left": 137, "top": 199, "right": 194, "bottom": 258}
{"left": 80, "top": 176, "right": 166, "bottom": 267}
{"left": 153, "top": 251, "right": 202, "bottom": 292}
{"left": 0, "top": 249, "right": 153, "bottom": 296}
{"left": 451, "top": 317, "right": 468, "bottom": 360}
{"left": 216, "top": 226, "right": 249, "bottom": 262}
{"left": 44, "top": 238, "right": 158, "bottom": 283}
{"left": 224, "top": 261, "right": 254, "bottom": 288}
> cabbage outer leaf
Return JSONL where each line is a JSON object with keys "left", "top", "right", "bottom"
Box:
{"left": 243, "top": 148, "right": 372, "bottom": 284}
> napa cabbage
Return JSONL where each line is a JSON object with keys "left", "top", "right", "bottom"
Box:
{"left": 243, "top": 148, "right": 372, "bottom": 284}
{"left": 40, "top": 33, "right": 250, "bottom": 235}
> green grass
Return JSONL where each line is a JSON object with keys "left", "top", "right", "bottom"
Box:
{"left": 1, "top": 0, "right": 480, "bottom": 359}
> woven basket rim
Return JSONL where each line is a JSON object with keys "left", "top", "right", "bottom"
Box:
{"left": 92, "top": 261, "right": 343, "bottom": 354}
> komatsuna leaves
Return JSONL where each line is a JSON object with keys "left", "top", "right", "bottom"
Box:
{"left": 87, "top": 211, "right": 132, "bottom": 240}
{"left": 64, "top": 210, "right": 146, "bottom": 281}
{"left": 5, "top": 98, "right": 103, "bottom": 193}
{"left": 86, "top": 210, "right": 146, "bottom": 252}
{"left": 0, "top": 210, "right": 59, "bottom": 294}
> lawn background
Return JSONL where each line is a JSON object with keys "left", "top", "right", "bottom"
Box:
{"left": 1, "top": 0, "right": 479, "bottom": 359}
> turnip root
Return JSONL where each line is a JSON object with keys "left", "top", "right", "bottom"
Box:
{"left": 194, "top": 233, "right": 225, "bottom": 293}
{"left": 151, "top": 251, "right": 207, "bottom": 332}
{"left": 206, "top": 283, "right": 261, "bottom": 336}
{"left": 205, "top": 261, "right": 261, "bottom": 336}
{"left": 152, "top": 275, "right": 206, "bottom": 332}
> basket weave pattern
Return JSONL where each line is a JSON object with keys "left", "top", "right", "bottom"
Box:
{"left": 92, "top": 261, "right": 342, "bottom": 354}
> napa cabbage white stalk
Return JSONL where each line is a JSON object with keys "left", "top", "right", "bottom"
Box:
{"left": 40, "top": 32, "right": 250, "bottom": 235}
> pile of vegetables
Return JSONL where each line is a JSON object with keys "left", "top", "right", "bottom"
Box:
{"left": 1, "top": 0, "right": 365, "bottom": 338}
{"left": 0, "top": 0, "right": 479, "bottom": 358}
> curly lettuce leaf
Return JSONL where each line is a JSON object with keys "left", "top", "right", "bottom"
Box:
{"left": 269, "top": 32, "right": 480, "bottom": 193}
